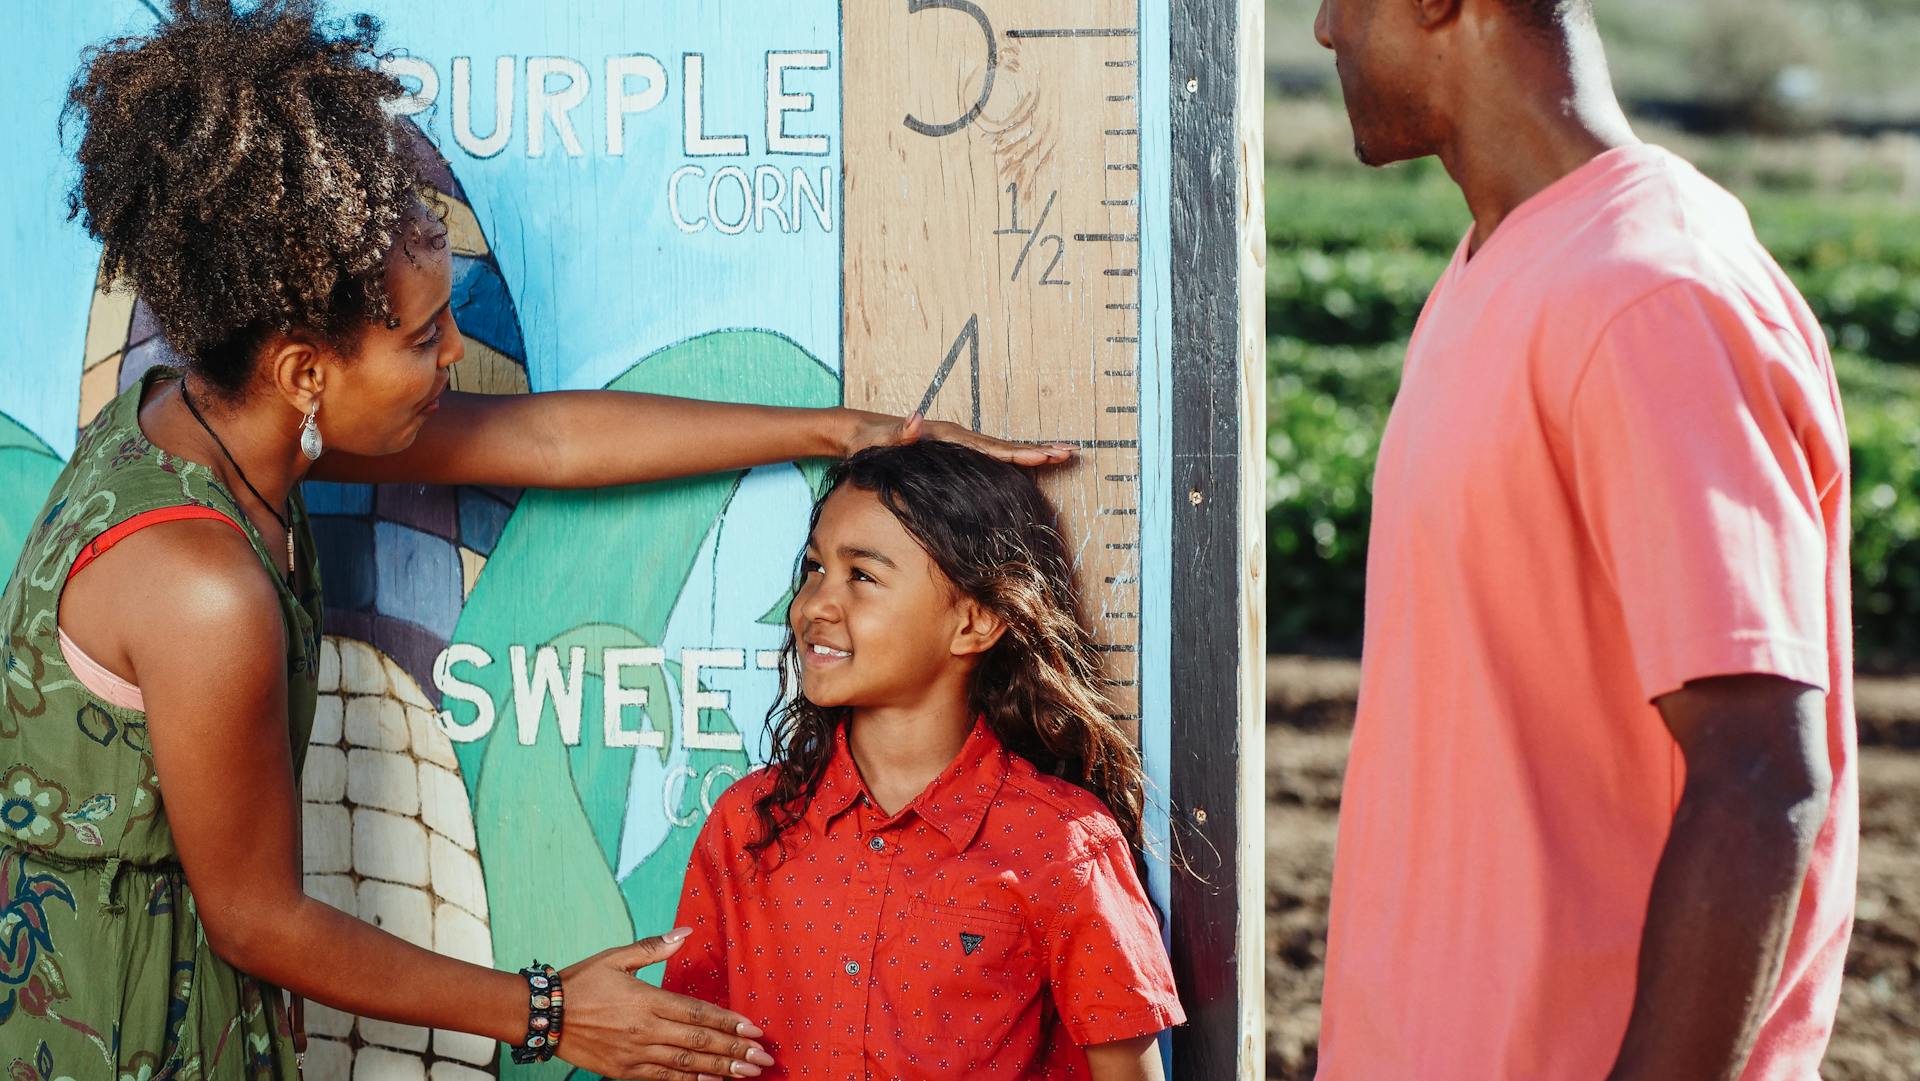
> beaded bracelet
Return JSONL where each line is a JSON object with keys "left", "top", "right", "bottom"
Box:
{"left": 509, "top": 962, "right": 565, "bottom": 1064}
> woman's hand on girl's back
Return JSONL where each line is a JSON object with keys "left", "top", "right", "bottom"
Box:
{"left": 558, "top": 930, "right": 775, "bottom": 1081}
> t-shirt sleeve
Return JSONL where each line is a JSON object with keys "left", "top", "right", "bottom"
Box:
{"left": 1042, "top": 822, "right": 1185, "bottom": 1046}
{"left": 660, "top": 812, "right": 731, "bottom": 1005}
{"left": 1566, "top": 279, "right": 1842, "bottom": 701}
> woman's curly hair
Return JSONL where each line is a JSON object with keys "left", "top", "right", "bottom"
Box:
{"left": 749, "top": 441, "right": 1156, "bottom": 871}
{"left": 62, "top": 0, "right": 421, "bottom": 397}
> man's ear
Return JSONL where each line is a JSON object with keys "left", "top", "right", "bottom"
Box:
{"left": 950, "top": 599, "right": 1007, "bottom": 659}
{"left": 1414, "top": 0, "right": 1465, "bottom": 30}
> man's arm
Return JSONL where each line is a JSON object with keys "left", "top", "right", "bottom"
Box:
{"left": 1605, "top": 673, "right": 1833, "bottom": 1081}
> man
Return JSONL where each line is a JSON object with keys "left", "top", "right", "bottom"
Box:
{"left": 1310, "top": 2, "right": 1856, "bottom": 1080}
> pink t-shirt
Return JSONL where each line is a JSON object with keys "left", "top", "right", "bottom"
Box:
{"left": 1317, "top": 144, "right": 1856, "bottom": 1080}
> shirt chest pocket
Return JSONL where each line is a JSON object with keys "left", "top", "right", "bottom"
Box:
{"left": 878, "top": 899, "right": 1043, "bottom": 1059}
{"left": 886, "top": 898, "right": 1034, "bottom": 985}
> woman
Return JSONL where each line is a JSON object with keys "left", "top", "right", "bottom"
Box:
{"left": 0, "top": 3, "right": 1067, "bottom": 1079}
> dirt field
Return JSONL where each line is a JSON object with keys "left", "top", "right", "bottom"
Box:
{"left": 1263, "top": 657, "right": 1920, "bottom": 1080}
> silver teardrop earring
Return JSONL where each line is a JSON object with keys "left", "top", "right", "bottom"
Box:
{"left": 298, "top": 401, "right": 324, "bottom": 461}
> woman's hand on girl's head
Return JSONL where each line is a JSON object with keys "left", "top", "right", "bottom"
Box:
{"left": 556, "top": 930, "right": 774, "bottom": 1080}
{"left": 845, "top": 410, "right": 1076, "bottom": 467}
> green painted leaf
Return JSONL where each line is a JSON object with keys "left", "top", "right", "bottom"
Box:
{"left": 0, "top": 422, "right": 67, "bottom": 580}
{"left": 448, "top": 330, "right": 839, "bottom": 1053}
{"left": 472, "top": 712, "right": 632, "bottom": 1081}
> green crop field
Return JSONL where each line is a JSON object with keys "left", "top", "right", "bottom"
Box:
{"left": 1262, "top": 138, "right": 1920, "bottom": 669}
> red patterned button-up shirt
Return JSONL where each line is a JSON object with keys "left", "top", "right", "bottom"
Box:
{"left": 665, "top": 721, "right": 1184, "bottom": 1079}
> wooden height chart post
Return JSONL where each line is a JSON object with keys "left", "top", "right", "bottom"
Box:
{"left": 842, "top": 0, "right": 1265, "bottom": 1075}
{"left": 843, "top": 0, "right": 1151, "bottom": 718}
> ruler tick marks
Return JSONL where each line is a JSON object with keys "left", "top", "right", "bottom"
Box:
{"left": 1078, "top": 232, "right": 1139, "bottom": 242}
{"left": 1005, "top": 27, "right": 1139, "bottom": 38}
{"left": 1104, "top": 268, "right": 1138, "bottom": 276}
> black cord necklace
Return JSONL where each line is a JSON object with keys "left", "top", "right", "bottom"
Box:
{"left": 178, "top": 382, "right": 295, "bottom": 581}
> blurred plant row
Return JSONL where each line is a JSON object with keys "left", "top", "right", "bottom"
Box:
{"left": 1267, "top": 161, "right": 1920, "bottom": 669}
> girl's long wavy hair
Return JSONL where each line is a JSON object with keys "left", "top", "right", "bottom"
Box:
{"left": 747, "top": 440, "right": 1150, "bottom": 866}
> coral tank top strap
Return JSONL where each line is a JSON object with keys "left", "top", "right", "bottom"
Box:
{"left": 66, "top": 504, "right": 244, "bottom": 581}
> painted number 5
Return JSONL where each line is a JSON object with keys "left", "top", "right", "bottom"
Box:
{"left": 901, "top": 0, "right": 998, "bottom": 137}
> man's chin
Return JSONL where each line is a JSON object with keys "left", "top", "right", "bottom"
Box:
{"left": 1352, "top": 137, "right": 1409, "bottom": 168}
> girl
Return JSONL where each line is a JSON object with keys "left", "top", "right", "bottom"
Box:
{"left": 2, "top": 4, "right": 1064, "bottom": 1079}
{"left": 666, "top": 441, "right": 1183, "bottom": 1080}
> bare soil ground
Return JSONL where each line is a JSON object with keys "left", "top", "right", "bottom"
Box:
{"left": 1264, "top": 657, "right": 1920, "bottom": 1080}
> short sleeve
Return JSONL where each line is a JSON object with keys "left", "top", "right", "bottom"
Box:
{"left": 1567, "top": 279, "right": 1842, "bottom": 701}
{"left": 1042, "top": 824, "right": 1185, "bottom": 1046}
{"left": 660, "top": 814, "right": 730, "bottom": 1005}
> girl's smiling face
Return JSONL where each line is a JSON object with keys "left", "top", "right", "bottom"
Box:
{"left": 790, "top": 485, "right": 1000, "bottom": 710}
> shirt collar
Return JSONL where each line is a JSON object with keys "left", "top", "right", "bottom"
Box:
{"left": 806, "top": 718, "right": 1009, "bottom": 853}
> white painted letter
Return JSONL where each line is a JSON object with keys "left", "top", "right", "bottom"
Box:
{"left": 433, "top": 643, "right": 495, "bottom": 743}
{"left": 528, "top": 56, "right": 590, "bottom": 158}
{"left": 682, "top": 53, "right": 747, "bottom": 156}
{"left": 662, "top": 765, "right": 699, "bottom": 828}
{"left": 792, "top": 166, "right": 834, "bottom": 233}
{"left": 708, "top": 167, "right": 752, "bottom": 236}
{"left": 453, "top": 56, "right": 513, "bottom": 159}
{"left": 701, "top": 763, "right": 743, "bottom": 814}
{"left": 681, "top": 649, "right": 745, "bottom": 750}
{"left": 668, "top": 165, "right": 707, "bottom": 233}
{"left": 603, "top": 646, "right": 667, "bottom": 749}
{"left": 604, "top": 54, "right": 667, "bottom": 156}
{"left": 765, "top": 51, "right": 830, "bottom": 155}
{"left": 753, "top": 165, "right": 792, "bottom": 234}
{"left": 511, "top": 644, "right": 587, "bottom": 746}
{"left": 381, "top": 56, "right": 439, "bottom": 117}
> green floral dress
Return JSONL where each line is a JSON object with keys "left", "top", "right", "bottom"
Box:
{"left": 0, "top": 367, "right": 320, "bottom": 1080}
